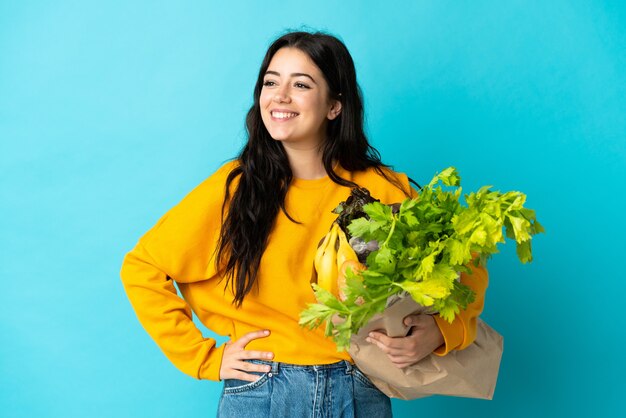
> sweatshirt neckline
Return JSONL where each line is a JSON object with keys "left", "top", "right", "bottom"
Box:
{"left": 291, "top": 163, "right": 344, "bottom": 190}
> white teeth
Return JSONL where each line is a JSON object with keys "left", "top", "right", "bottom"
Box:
{"left": 272, "top": 111, "right": 298, "bottom": 119}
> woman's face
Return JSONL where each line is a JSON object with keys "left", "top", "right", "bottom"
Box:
{"left": 260, "top": 47, "right": 341, "bottom": 150}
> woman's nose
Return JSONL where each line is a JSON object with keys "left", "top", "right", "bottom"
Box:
{"left": 273, "top": 86, "right": 291, "bottom": 103}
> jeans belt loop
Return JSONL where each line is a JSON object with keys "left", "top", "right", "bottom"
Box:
{"left": 271, "top": 361, "right": 280, "bottom": 375}
{"left": 344, "top": 360, "right": 353, "bottom": 374}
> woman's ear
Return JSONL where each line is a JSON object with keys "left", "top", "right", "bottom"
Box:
{"left": 327, "top": 99, "right": 342, "bottom": 120}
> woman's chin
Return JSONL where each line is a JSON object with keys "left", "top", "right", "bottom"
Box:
{"left": 270, "top": 134, "right": 296, "bottom": 143}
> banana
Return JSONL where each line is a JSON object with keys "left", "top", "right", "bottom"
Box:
{"left": 316, "top": 223, "right": 340, "bottom": 295}
{"left": 313, "top": 226, "right": 333, "bottom": 280}
{"left": 336, "top": 227, "right": 359, "bottom": 269}
{"left": 313, "top": 222, "right": 358, "bottom": 298}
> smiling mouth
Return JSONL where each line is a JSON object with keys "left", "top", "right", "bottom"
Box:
{"left": 271, "top": 111, "right": 299, "bottom": 121}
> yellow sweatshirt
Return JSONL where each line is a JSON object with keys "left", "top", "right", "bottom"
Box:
{"left": 120, "top": 160, "right": 488, "bottom": 381}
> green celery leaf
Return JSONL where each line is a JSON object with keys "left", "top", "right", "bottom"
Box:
{"left": 311, "top": 284, "right": 348, "bottom": 312}
{"left": 433, "top": 297, "right": 460, "bottom": 323}
{"left": 347, "top": 217, "right": 372, "bottom": 238}
{"left": 506, "top": 213, "right": 532, "bottom": 243}
{"left": 363, "top": 202, "right": 393, "bottom": 222}
{"left": 446, "top": 238, "right": 470, "bottom": 265}
{"left": 516, "top": 239, "right": 533, "bottom": 263}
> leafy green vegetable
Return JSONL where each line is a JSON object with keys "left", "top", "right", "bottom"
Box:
{"left": 299, "top": 167, "right": 544, "bottom": 350}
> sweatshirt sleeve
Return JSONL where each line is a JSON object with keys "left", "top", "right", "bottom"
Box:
{"left": 119, "top": 160, "right": 238, "bottom": 381}
{"left": 432, "top": 260, "right": 489, "bottom": 356}
{"left": 120, "top": 242, "right": 225, "bottom": 380}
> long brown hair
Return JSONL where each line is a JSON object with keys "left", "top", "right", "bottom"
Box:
{"left": 215, "top": 30, "right": 417, "bottom": 306}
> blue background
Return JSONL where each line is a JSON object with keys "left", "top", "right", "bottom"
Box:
{"left": 1, "top": 1, "right": 624, "bottom": 417}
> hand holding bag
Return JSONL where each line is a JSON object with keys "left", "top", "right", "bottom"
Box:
{"left": 348, "top": 296, "right": 504, "bottom": 400}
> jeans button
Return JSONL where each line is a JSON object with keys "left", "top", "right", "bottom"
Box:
{"left": 268, "top": 372, "right": 273, "bottom": 377}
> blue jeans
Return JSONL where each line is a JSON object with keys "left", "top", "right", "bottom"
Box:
{"left": 217, "top": 360, "right": 392, "bottom": 417}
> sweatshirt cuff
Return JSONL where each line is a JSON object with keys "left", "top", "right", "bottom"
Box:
{"left": 432, "top": 315, "right": 464, "bottom": 356}
{"left": 198, "top": 342, "right": 226, "bottom": 381}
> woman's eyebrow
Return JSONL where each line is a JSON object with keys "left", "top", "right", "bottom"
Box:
{"left": 264, "top": 70, "right": 317, "bottom": 84}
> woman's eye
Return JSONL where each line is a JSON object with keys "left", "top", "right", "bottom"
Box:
{"left": 262, "top": 80, "right": 309, "bottom": 89}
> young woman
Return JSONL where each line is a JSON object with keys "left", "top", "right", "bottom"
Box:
{"left": 120, "top": 30, "right": 487, "bottom": 417}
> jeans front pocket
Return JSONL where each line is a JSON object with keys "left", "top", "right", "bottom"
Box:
{"left": 351, "top": 366, "right": 392, "bottom": 418}
{"left": 352, "top": 366, "right": 379, "bottom": 390}
{"left": 218, "top": 368, "right": 273, "bottom": 417}
{"left": 222, "top": 371, "right": 270, "bottom": 395}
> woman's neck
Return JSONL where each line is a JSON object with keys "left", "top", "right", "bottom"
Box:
{"left": 283, "top": 145, "right": 328, "bottom": 180}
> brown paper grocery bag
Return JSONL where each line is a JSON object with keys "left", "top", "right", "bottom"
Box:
{"left": 348, "top": 296, "right": 504, "bottom": 400}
